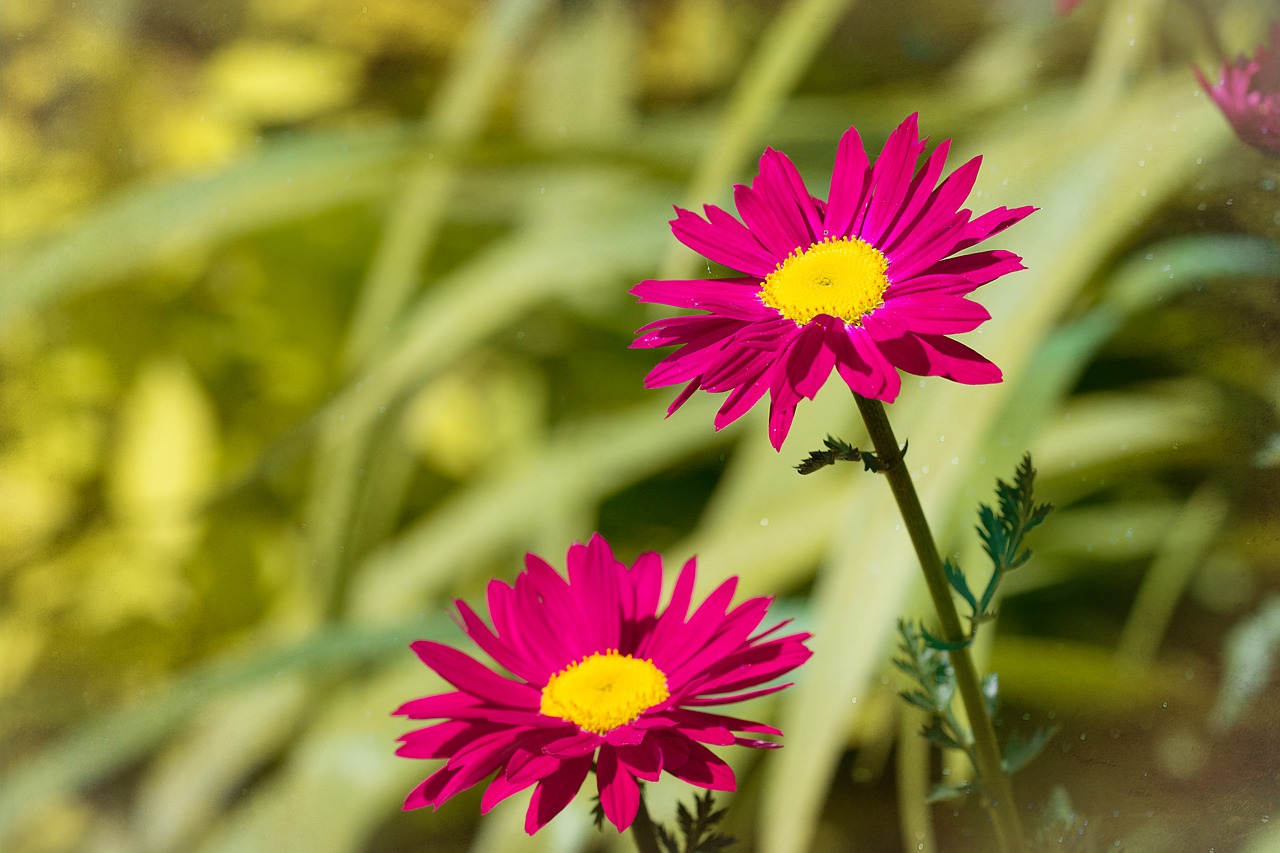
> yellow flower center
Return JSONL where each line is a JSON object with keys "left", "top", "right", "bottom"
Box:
{"left": 759, "top": 237, "right": 890, "bottom": 325}
{"left": 539, "top": 651, "right": 670, "bottom": 734}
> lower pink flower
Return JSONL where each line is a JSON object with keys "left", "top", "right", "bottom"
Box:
{"left": 394, "top": 534, "right": 812, "bottom": 834}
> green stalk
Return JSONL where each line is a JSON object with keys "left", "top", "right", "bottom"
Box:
{"left": 630, "top": 795, "right": 664, "bottom": 853}
{"left": 853, "top": 394, "right": 1025, "bottom": 853}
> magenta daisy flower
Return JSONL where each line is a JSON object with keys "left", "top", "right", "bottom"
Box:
{"left": 1195, "top": 23, "right": 1280, "bottom": 157}
{"left": 631, "top": 114, "right": 1035, "bottom": 450}
{"left": 394, "top": 534, "right": 812, "bottom": 835}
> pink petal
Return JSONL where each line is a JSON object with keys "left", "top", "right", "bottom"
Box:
{"left": 699, "top": 344, "right": 777, "bottom": 393}
{"left": 888, "top": 250, "right": 1026, "bottom": 298}
{"left": 396, "top": 720, "right": 497, "bottom": 759}
{"left": 880, "top": 152, "right": 977, "bottom": 261}
{"left": 393, "top": 691, "right": 485, "bottom": 719}
{"left": 456, "top": 600, "right": 540, "bottom": 683}
{"left": 847, "top": 326, "right": 902, "bottom": 402}
{"left": 486, "top": 580, "right": 563, "bottom": 680}
{"left": 786, "top": 321, "right": 837, "bottom": 400}
{"left": 409, "top": 641, "right": 540, "bottom": 708}
{"left": 664, "top": 595, "right": 772, "bottom": 688}
{"left": 615, "top": 738, "right": 663, "bottom": 781}
{"left": 765, "top": 354, "right": 804, "bottom": 450}
{"left": 734, "top": 182, "right": 805, "bottom": 259}
{"left": 754, "top": 148, "right": 823, "bottom": 245}
{"left": 434, "top": 729, "right": 522, "bottom": 804}
{"left": 620, "top": 551, "right": 663, "bottom": 651}
{"left": 670, "top": 205, "right": 777, "bottom": 278}
{"left": 877, "top": 332, "right": 1002, "bottom": 384}
{"left": 954, "top": 205, "right": 1036, "bottom": 252}
{"left": 885, "top": 294, "right": 991, "bottom": 335}
{"left": 507, "top": 753, "right": 561, "bottom": 786}
{"left": 403, "top": 765, "right": 458, "bottom": 810}
{"left": 632, "top": 314, "right": 743, "bottom": 350}
{"left": 631, "top": 278, "right": 771, "bottom": 320}
{"left": 506, "top": 729, "right": 572, "bottom": 782}
{"left": 566, "top": 535, "right": 622, "bottom": 651}
{"left": 481, "top": 773, "right": 537, "bottom": 815}
{"left": 597, "top": 745, "right": 642, "bottom": 831}
{"left": 647, "top": 576, "right": 739, "bottom": 674}
{"left": 694, "top": 635, "right": 814, "bottom": 695}
{"left": 885, "top": 209, "right": 971, "bottom": 284}
{"left": 637, "top": 558, "right": 697, "bottom": 662}
{"left": 524, "top": 755, "right": 592, "bottom": 834}
{"left": 823, "top": 124, "right": 873, "bottom": 238}
{"left": 878, "top": 138, "right": 953, "bottom": 250}
{"left": 683, "top": 682, "right": 794, "bottom": 706}
{"left": 543, "top": 730, "right": 603, "bottom": 757}
{"left": 861, "top": 113, "right": 928, "bottom": 244}
{"left": 661, "top": 737, "right": 737, "bottom": 791}
{"left": 713, "top": 366, "right": 771, "bottom": 430}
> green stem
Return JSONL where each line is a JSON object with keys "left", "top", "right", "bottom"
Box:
{"left": 853, "top": 394, "right": 1026, "bottom": 853}
{"left": 630, "top": 794, "right": 664, "bottom": 853}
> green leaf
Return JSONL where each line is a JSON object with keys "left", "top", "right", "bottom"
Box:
{"left": 795, "top": 435, "right": 865, "bottom": 475}
{"left": 1002, "top": 726, "right": 1060, "bottom": 775}
{"left": 919, "top": 623, "right": 971, "bottom": 652}
{"left": 943, "top": 559, "right": 979, "bottom": 614}
{"left": 653, "top": 791, "right": 736, "bottom": 853}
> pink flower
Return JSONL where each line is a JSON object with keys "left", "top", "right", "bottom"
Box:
{"left": 631, "top": 114, "right": 1034, "bottom": 450}
{"left": 1195, "top": 23, "right": 1280, "bottom": 157}
{"left": 394, "top": 534, "right": 812, "bottom": 834}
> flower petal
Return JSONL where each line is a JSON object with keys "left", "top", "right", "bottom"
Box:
{"left": 481, "top": 772, "right": 537, "bottom": 815}
{"left": 754, "top": 148, "right": 823, "bottom": 245}
{"left": 861, "top": 113, "right": 928, "bottom": 244}
{"left": 660, "top": 737, "right": 737, "bottom": 791}
{"left": 734, "top": 182, "right": 806, "bottom": 259}
{"left": 670, "top": 205, "right": 777, "bottom": 278}
{"left": 823, "top": 124, "right": 873, "bottom": 238}
{"left": 877, "top": 332, "right": 1002, "bottom": 384}
{"left": 597, "top": 745, "right": 642, "bottom": 831}
{"left": 524, "top": 755, "right": 592, "bottom": 834}
{"left": 410, "top": 641, "right": 540, "bottom": 708}
{"left": 631, "top": 278, "right": 771, "bottom": 320}
{"left": 886, "top": 294, "right": 992, "bottom": 335}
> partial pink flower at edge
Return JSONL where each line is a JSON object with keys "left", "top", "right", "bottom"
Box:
{"left": 1194, "top": 22, "right": 1280, "bottom": 157}
{"left": 394, "top": 534, "right": 812, "bottom": 834}
{"left": 630, "top": 114, "right": 1035, "bottom": 450}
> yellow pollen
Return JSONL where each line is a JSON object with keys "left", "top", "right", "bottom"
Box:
{"left": 760, "top": 237, "right": 890, "bottom": 325}
{"left": 539, "top": 651, "right": 670, "bottom": 734}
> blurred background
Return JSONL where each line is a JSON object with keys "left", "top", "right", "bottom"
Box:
{"left": 1, "top": 0, "right": 1277, "bottom": 851}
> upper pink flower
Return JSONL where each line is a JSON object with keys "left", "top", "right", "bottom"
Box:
{"left": 1195, "top": 23, "right": 1280, "bottom": 157}
{"left": 630, "top": 114, "right": 1034, "bottom": 450}
{"left": 394, "top": 534, "right": 811, "bottom": 834}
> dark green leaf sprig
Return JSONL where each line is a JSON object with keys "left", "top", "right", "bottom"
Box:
{"left": 653, "top": 791, "right": 736, "bottom": 853}
{"left": 896, "top": 618, "right": 1059, "bottom": 800}
{"left": 895, "top": 455, "right": 1058, "bottom": 799}
{"left": 929, "top": 454, "right": 1053, "bottom": 648}
{"left": 795, "top": 435, "right": 906, "bottom": 475}
{"left": 593, "top": 791, "right": 735, "bottom": 853}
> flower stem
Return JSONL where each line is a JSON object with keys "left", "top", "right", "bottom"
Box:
{"left": 853, "top": 394, "right": 1026, "bottom": 853}
{"left": 630, "top": 794, "right": 664, "bottom": 853}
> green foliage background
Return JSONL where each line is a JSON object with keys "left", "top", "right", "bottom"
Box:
{"left": 1, "top": 0, "right": 1277, "bottom": 851}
